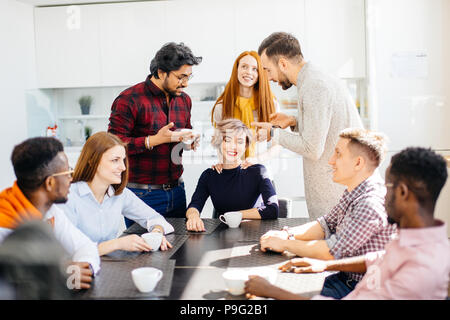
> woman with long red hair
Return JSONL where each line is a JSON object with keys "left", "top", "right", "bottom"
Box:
{"left": 211, "top": 51, "right": 279, "bottom": 160}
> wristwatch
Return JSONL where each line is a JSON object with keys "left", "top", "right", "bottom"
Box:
{"left": 282, "top": 226, "right": 295, "bottom": 240}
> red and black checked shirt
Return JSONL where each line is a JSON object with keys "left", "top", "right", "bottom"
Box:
{"left": 108, "top": 75, "right": 192, "bottom": 185}
{"left": 317, "top": 173, "right": 397, "bottom": 281}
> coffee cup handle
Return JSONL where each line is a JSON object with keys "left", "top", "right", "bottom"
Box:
{"left": 156, "top": 270, "right": 163, "bottom": 281}
{"left": 219, "top": 215, "right": 227, "bottom": 225}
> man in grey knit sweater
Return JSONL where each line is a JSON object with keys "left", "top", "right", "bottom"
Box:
{"left": 253, "top": 32, "right": 363, "bottom": 219}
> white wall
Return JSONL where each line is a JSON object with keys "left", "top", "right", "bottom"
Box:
{"left": 444, "top": 0, "right": 450, "bottom": 100}
{"left": 366, "top": 0, "right": 450, "bottom": 152}
{"left": 366, "top": 0, "right": 450, "bottom": 233}
{"left": 0, "top": 0, "right": 36, "bottom": 189}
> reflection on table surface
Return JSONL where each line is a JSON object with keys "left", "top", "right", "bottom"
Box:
{"left": 75, "top": 217, "right": 335, "bottom": 300}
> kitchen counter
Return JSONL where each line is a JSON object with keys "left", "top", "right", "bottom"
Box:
{"left": 63, "top": 143, "right": 308, "bottom": 218}
{"left": 63, "top": 143, "right": 303, "bottom": 166}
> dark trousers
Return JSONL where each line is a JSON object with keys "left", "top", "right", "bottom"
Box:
{"left": 125, "top": 183, "right": 187, "bottom": 228}
{"left": 320, "top": 272, "right": 358, "bottom": 299}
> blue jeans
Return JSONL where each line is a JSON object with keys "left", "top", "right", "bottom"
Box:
{"left": 125, "top": 183, "right": 187, "bottom": 228}
{"left": 320, "top": 272, "right": 358, "bottom": 299}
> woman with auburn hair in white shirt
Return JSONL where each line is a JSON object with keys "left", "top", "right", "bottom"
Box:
{"left": 58, "top": 131, "right": 174, "bottom": 256}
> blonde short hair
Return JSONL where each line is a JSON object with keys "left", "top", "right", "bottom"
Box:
{"left": 339, "top": 128, "right": 388, "bottom": 168}
{"left": 211, "top": 119, "right": 254, "bottom": 151}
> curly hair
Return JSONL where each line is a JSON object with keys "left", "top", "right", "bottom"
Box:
{"left": 339, "top": 128, "right": 388, "bottom": 168}
{"left": 389, "top": 147, "right": 448, "bottom": 206}
{"left": 11, "top": 137, "right": 64, "bottom": 192}
{"left": 150, "top": 42, "right": 202, "bottom": 78}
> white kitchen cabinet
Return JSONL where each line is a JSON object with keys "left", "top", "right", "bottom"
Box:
{"left": 164, "top": 0, "right": 236, "bottom": 83}
{"left": 100, "top": 0, "right": 235, "bottom": 85}
{"left": 34, "top": 5, "right": 102, "bottom": 88}
{"left": 304, "top": 0, "right": 366, "bottom": 78}
{"left": 234, "top": 0, "right": 306, "bottom": 56}
{"left": 98, "top": 1, "right": 167, "bottom": 86}
{"left": 34, "top": 0, "right": 366, "bottom": 88}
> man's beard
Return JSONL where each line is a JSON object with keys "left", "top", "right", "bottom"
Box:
{"left": 387, "top": 216, "right": 397, "bottom": 225}
{"left": 278, "top": 72, "right": 293, "bottom": 90}
{"left": 53, "top": 196, "right": 68, "bottom": 204}
{"left": 163, "top": 79, "right": 184, "bottom": 96}
{"left": 386, "top": 194, "right": 398, "bottom": 225}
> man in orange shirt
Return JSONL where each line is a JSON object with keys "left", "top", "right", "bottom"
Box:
{"left": 0, "top": 137, "right": 100, "bottom": 290}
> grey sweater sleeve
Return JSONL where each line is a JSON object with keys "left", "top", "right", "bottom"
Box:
{"left": 273, "top": 83, "right": 333, "bottom": 161}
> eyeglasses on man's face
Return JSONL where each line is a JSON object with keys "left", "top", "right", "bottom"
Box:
{"left": 170, "top": 71, "right": 193, "bottom": 83}
{"left": 51, "top": 167, "right": 74, "bottom": 179}
{"left": 385, "top": 182, "right": 395, "bottom": 188}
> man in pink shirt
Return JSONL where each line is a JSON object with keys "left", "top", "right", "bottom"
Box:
{"left": 245, "top": 147, "right": 450, "bottom": 299}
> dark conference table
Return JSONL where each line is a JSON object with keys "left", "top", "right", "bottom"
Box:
{"left": 76, "top": 217, "right": 335, "bottom": 300}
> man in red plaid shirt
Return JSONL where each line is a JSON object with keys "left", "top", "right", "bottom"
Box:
{"left": 108, "top": 42, "right": 202, "bottom": 225}
{"left": 259, "top": 128, "right": 396, "bottom": 299}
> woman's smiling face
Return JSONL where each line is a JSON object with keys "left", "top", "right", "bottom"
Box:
{"left": 95, "top": 145, "right": 127, "bottom": 185}
{"left": 220, "top": 130, "right": 247, "bottom": 165}
{"left": 237, "top": 55, "right": 259, "bottom": 88}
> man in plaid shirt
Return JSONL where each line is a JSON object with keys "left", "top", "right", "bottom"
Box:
{"left": 108, "top": 42, "right": 202, "bottom": 225}
{"left": 245, "top": 147, "right": 449, "bottom": 300}
{"left": 259, "top": 128, "right": 396, "bottom": 299}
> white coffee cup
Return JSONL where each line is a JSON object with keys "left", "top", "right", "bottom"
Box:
{"left": 131, "top": 267, "right": 163, "bottom": 293}
{"left": 179, "top": 128, "right": 195, "bottom": 145}
{"left": 219, "top": 211, "right": 242, "bottom": 228}
{"left": 247, "top": 267, "right": 278, "bottom": 284}
{"left": 141, "top": 232, "right": 163, "bottom": 251}
{"left": 222, "top": 269, "right": 248, "bottom": 295}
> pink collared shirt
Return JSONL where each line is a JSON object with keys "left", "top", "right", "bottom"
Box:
{"left": 314, "top": 220, "right": 450, "bottom": 300}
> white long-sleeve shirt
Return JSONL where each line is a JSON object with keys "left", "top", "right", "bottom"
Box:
{"left": 57, "top": 182, "right": 174, "bottom": 244}
{"left": 0, "top": 204, "right": 101, "bottom": 275}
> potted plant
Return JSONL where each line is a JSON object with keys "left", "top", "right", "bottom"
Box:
{"left": 84, "top": 126, "right": 92, "bottom": 141}
{"left": 79, "top": 95, "right": 93, "bottom": 115}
